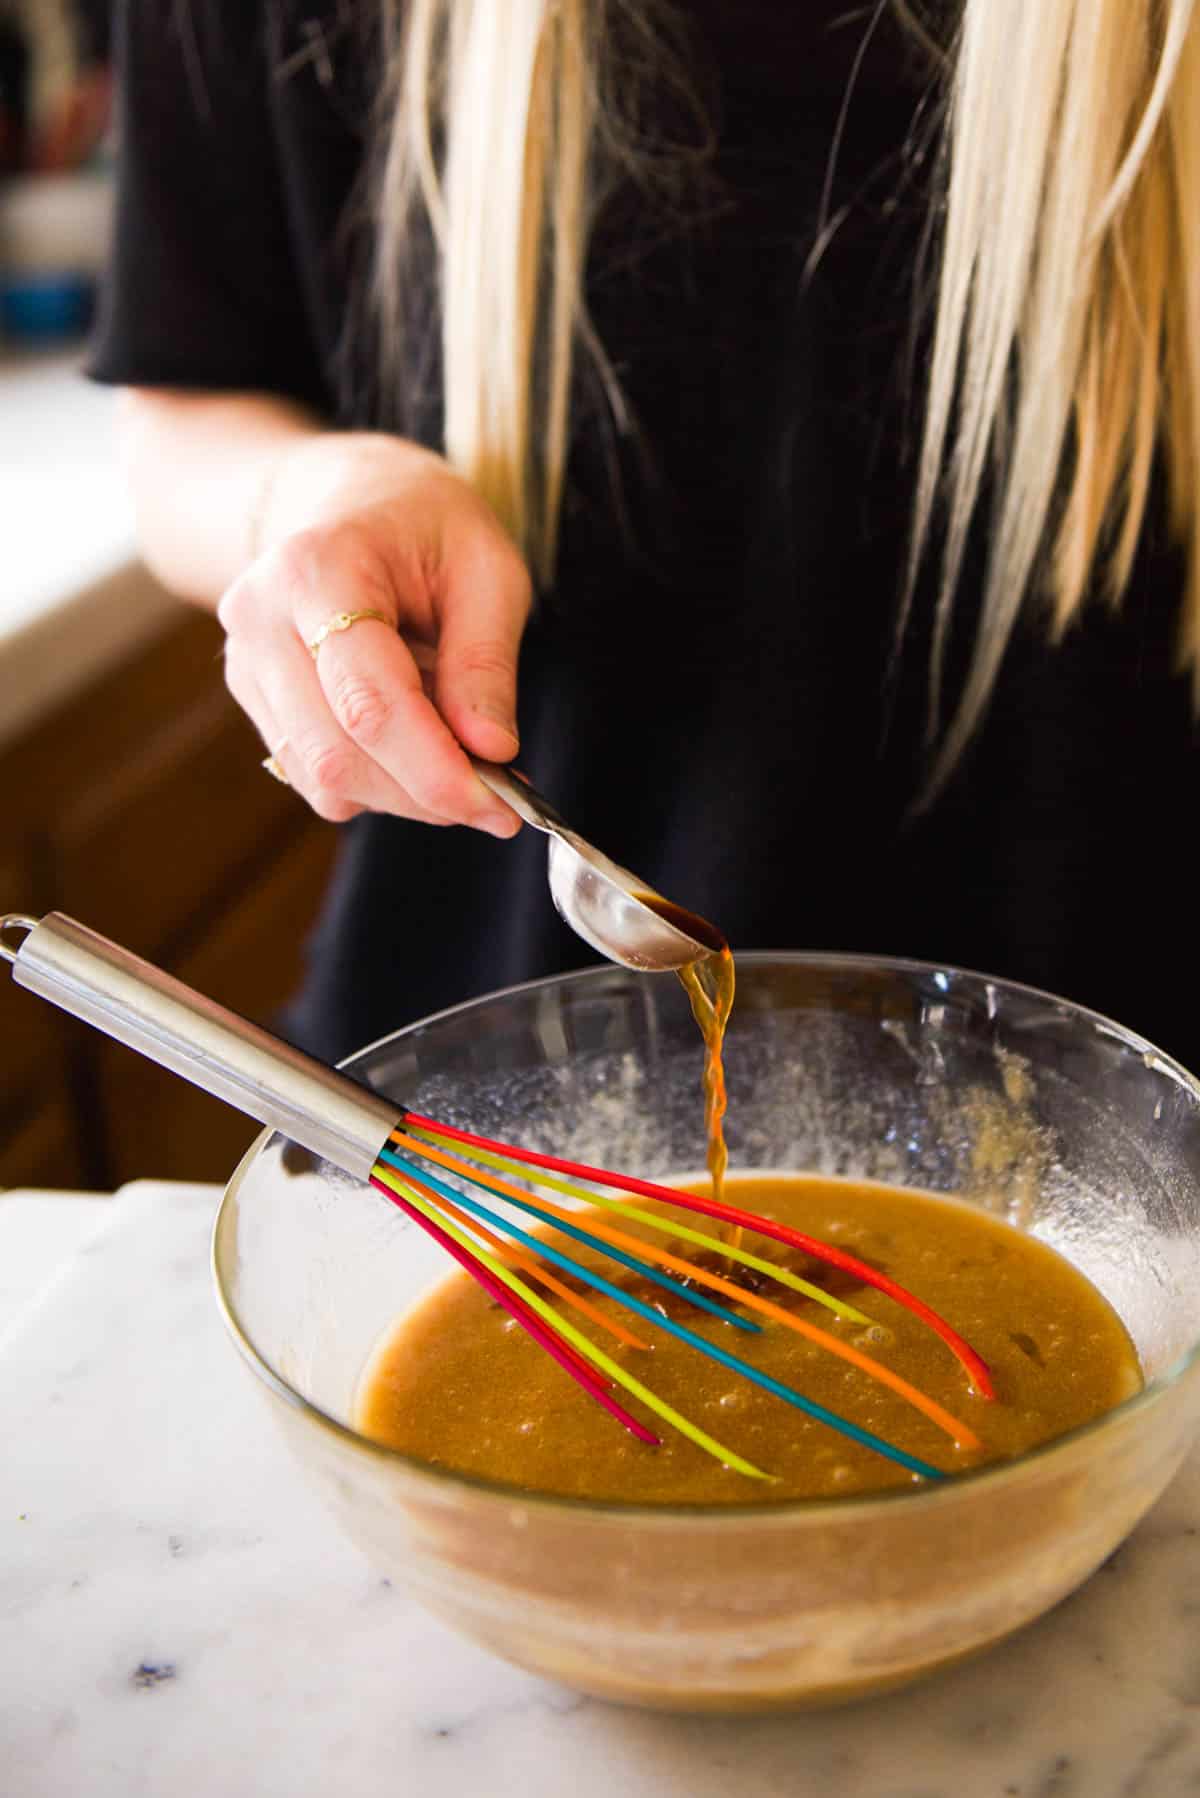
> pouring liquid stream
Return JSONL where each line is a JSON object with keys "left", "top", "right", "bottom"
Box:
{"left": 638, "top": 897, "right": 737, "bottom": 1245}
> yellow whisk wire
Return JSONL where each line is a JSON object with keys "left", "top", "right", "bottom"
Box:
{"left": 431, "top": 1190, "right": 651, "bottom": 1351}
{"left": 392, "top": 1128, "right": 979, "bottom": 1449}
{"left": 371, "top": 1160, "right": 774, "bottom": 1481}
{"left": 404, "top": 1125, "right": 872, "bottom": 1323}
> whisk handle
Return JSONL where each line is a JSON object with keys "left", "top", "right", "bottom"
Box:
{"left": 2, "top": 912, "right": 399, "bottom": 1183}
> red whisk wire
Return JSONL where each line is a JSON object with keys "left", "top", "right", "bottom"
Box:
{"left": 370, "top": 1173, "right": 659, "bottom": 1443}
{"left": 401, "top": 1111, "right": 994, "bottom": 1401}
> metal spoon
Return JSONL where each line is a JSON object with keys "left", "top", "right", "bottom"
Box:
{"left": 472, "top": 760, "right": 719, "bottom": 973}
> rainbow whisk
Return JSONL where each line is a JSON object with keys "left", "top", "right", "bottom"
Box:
{"left": 373, "top": 1119, "right": 992, "bottom": 1481}
{"left": 2, "top": 912, "right": 992, "bottom": 1483}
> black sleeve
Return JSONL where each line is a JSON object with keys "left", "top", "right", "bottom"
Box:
{"left": 89, "top": 0, "right": 327, "bottom": 409}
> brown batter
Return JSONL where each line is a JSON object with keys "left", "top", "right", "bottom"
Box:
{"left": 355, "top": 1174, "right": 1141, "bottom": 1503}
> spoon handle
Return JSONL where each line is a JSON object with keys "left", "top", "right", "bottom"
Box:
{"left": 469, "top": 758, "right": 568, "bottom": 834}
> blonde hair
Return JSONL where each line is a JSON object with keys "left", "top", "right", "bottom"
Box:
{"left": 374, "top": 0, "right": 1200, "bottom": 774}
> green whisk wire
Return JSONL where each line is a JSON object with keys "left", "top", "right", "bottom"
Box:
{"left": 373, "top": 1146, "right": 946, "bottom": 1483}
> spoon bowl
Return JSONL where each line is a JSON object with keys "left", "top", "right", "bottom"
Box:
{"left": 473, "top": 760, "right": 717, "bottom": 972}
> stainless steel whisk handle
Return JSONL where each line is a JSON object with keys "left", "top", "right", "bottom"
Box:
{"left": 1, "top": 912, "right": 399, "bottom": 1183}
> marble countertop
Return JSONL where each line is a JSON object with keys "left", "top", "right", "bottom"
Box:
{"left": 3, "top": 1179, "right": 1200, "bottom": 1797}
{"left": 0, "top": 349, "right": 175, "bottom": 749}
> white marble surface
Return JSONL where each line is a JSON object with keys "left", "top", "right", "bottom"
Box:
{"left": 3, "top": 1180, "right": 1200, "bottom": 1797}
{"left": 0, "top": 1189, "right": 109, "bottom": 1343}
{"left": 0, "top": 350, "right": 174, "bottom": 747}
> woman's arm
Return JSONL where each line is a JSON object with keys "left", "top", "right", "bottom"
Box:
{"left": 117, "top": 389, "right": 320, "bottom": 604}
{"left": 117, "top": 389, "right": 529, "bottom": 836}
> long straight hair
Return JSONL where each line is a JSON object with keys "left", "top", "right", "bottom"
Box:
{"left": 373, "top": 0, "right": 1200, "bottom": 778}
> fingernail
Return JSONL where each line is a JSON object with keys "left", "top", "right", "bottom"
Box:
{"left": 473, "top": 703, "right": 520, "bottom": 751}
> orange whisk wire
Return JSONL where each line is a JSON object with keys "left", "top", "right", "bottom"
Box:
{"left": 403, "top": 1112, "right": 994, "bottom": 1401}
{"left": 390, "top": 1127, "right": 979, "bottom": 1449}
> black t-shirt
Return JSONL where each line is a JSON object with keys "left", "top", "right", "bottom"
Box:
{"left": 93, "top": 0, "right": 1200, "bottom": 1072}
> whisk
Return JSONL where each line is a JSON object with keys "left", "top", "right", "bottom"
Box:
{"left": 2, "top": 911, "right": 993, "bottom": 1484}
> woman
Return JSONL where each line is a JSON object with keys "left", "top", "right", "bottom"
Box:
{"left": 94, "top": 1, "right": 1200, "bottom": 1068}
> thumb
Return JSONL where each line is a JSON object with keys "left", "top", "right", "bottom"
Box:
{"left": 435, "top": 529, "right": 532, "bottom": 763}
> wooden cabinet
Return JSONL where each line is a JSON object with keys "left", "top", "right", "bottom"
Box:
{"left": 0, "top": 601, "right": 337, "bottom": 1189}
{"left": 96, "top": 826, "right": 337, "bottom": 1181}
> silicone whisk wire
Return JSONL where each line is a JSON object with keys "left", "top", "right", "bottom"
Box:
{"left": 371, "top": 1163, "right": 774, "bottom": 1480}
{"left": 374, "top": 1145, "right": 947, "bottom": 1482}
{"left": 368, "top": 1171, "right": 658, "bottom": 1446}
{"left": 387, "top": 1129, "right": 980, "bottom": 1451}
{"left": 429, "top": 1188, "right": 652, "bottom": 1352}
{"left": 381, "top": 1144, "right": 759, "bottom": 1335}
{"left": 403, "top": 1124, "right": 874, "bottom": 1326}
{"left": 402, "top": 1112, "right": 993, "bottom": 1400}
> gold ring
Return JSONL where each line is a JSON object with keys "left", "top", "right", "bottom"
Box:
{"left": 261, "top": 755, "right": 289, "bottom": 784}
{"left": 307, "top": 608, "right": 392, "bottom": 660}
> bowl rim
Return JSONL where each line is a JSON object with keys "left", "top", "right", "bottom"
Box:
{"left": 212, "top": 949, "right": 1200, "bottom": 1523}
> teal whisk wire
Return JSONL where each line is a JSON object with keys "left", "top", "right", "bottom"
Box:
{"left": 378, "top": 1144, "right": 759, "bottom": 1333}
{"left": 375, "top": 1145, "right": 945, "bottom": 1482}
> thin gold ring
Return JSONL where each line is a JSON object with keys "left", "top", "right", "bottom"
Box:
{"left": 306, "top": 608, "right": 392, "bottom": 660}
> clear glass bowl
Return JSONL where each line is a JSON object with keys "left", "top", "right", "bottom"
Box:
{"left": 212, "top": 954, "right": 1200, "bottom": 1711}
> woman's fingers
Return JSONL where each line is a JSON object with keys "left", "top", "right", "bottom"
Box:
{"left": 221, "top": 640, "right": 291, "bottom": 782}
{"left": 220, "top": 522, "right": 521, "bottom": 834}
{"left": 302, "top": 612, "right": 518, "bottom": 834}
{"left": 433, "top": 528, "right": 532, "bottom": 761}
{"left": 258, "top": 627, "right": 446, "bottom": 824}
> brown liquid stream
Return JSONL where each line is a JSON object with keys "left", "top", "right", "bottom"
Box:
{"left": 677, "top": 948, "right": 735, "bottom": 1208}
{"left": 638, "top": 896, "right": 735, "bottom": 1217}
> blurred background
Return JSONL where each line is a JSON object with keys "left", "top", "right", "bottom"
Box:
{"left": 1, "top": 0, "right": 336, "bottom": 1191}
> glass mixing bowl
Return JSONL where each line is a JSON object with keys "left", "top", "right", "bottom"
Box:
{"left": 212, "top": 954, "right": 1200, "bottom": 1711}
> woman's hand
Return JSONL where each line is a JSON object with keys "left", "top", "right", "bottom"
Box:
{"left": 217, "top": 432, "right": 530, "bottom": 834}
